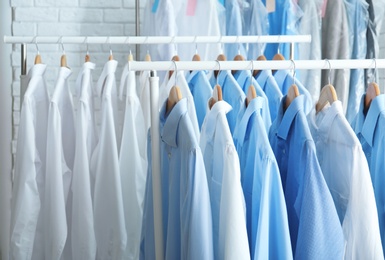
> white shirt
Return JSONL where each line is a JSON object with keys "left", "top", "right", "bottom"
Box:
{"left": 199, "top": 100, "right": 250, "bottom": 260}
{"left": 71, "top": 62, "right": 97, "bottom": 259}
{"left": 119, "top": 64, "right": 147, "bottom": 260}
{"left": 91, "top": 60, "right": 127, "bottom": 259}
{"left": 44, "top": 66, "right": 75, "bottom": 259}
{"left": 10, "top": 64, "right": 49, "bottom": 260}
{"left": 308, "top": 101, "right": 383, "bottom": 259}
{"left": 159, "top": 71, "right": 200, "bottom": 139}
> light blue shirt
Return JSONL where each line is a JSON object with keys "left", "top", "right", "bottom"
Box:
{"left": 268, "top": 95, "right": 345, "bottom": 259}
{"left": 141, "top": 98, "right": 214, "bottom": 260}
{"left": 233, "top": 70, "right": 272, "bottom": 131}
{"left": 274, "top": 69, "right": 313, "bottom": 115}
{"left": 345, "top": 0, "right": 369, "bottom": 123}
{"left": 233, "top": 97, "right": 292, "bottom": 260}
{"left": 243, "top": 0, "right": 269, "bottom": 59}
{"left": 186, "top": 70, "right": 213, "bottom": 130}
{"left": 261, "top": 0, "right": 303, "bottom": 60}
{"left": 352, "top": 94, "right": 385, "bottom": 252}
{"left": 255, "top": 69, "right": 283, "bottom": 122}
{"left": 214, "top": 70, "right": 246, "bottom": 135}
{"left": 225, "top": 0, "right": 247, "bottom": 60}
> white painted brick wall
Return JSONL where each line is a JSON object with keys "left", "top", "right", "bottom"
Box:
{"left": 10, "top": 0, "right": 145, "bottom": 170}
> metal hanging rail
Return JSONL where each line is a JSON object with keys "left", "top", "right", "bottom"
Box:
{"left": 3, "top": 35, "right": 312, "bottom": 45}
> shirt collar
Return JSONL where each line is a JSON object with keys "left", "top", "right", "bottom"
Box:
{"left": 274, "top": 69, "right": 288, "bottom": 88}
{"left": 255, "top": 69, "right": 272, "bottom": 87}
{"left": 58, "top": 66, "right": 72, "bottom": 80}
{"left": 202, "top": 100, "right": 232, "bottom": 140}
{"left": 76, "top": 62, "right": 95, "bottom": 99}
{"left": 362, "top": 94, "right": 385, "bottom": 147}
{"left": 353, "top": 95, "right": 365, "bottom": 136}
{"left": 160, "top": 98, "right": 188, "bottom": 148}
{"left": 119, "top": 63, "right": 136, "bottom": 100}
{"left": 234, "top": 70, "right": 251, "bottom": 86}
{"left": 277, "top": 94, "right": 306, "bottom": 140}
{"left": 316, "top": 101, "right": 343, "bottom": 141}
{"left": 28, "top": 63, "right": 47, "bottom": 79}
{"left": 186, "top": 70, "right": 200, "bottom": 83}
{"left": 96, "top": 60, "right": 118, "bottom": 97}
{"left": 217, "top": 70, "right": 230, "bottom": 86}
{"left": 234, "top": 96, "right": 264, "bottom": 145}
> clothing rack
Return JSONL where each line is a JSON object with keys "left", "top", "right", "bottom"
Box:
{"left": 5, "top": 34, "right": 385, "bottom": 260}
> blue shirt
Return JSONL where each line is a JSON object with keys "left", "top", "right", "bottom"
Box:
{"left": 268, "top": 95, "right": 344, "bottom": 259}
{"left": 186, "top": 70, "right": 213, "bottom": 130}
{"left": 225, "top": 0, "right": 247, "bottom": 59}
{"left": 233, "top": 97, "right": 292, "bottom": 260}
{"left": 345, "top": 0, "right": 369, "bottom": 123}
{"left": 255, "top": 69, "right": 283, "bottom": 122}
{"left": 214, "top": 70, "right": 246, "bottom": 135}
{"left": 140, "top": 99, "right": 214, "bottom": 260}
{"left": 261, "top": 0, "right": 303, "bottom": 60}
{"left": 233, "top": 70, "right": 272, "bottom": 131}
{"left": 352, "top": 94, "right": 385, "bottom": 252}
{"left": 274, "top": 69, "right": 313, "bottom": 115}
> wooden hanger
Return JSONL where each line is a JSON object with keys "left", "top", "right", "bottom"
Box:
{"left": 246, "top": 85, "right": 257, "bottom": 107}
{"left": 128, "top": 51, "right": 134, "bottom": 62}
{"left": 253, "top": 55, "right": 266, "bottom": 77}
{"left": 144, "top": 52, "right": 151, "bottom": 61}
{"left": 284, "top": 84, "right": 299, "bottom": 111}
{"left": 272, "top": 53, "right": 285, "bottom": 74}
{"left": 192, "top": 53, "right": 201, "bottom": 61}
{"left": 232, "top": 53, "right": 245, "bottom": 75}
{"left": 169, "top": 55, "right": 180, "bottom": 79}
{"left": 166, "top": 85, "right": 182, "bottom": 114}
{"left": 316, "top": 84, "right": 338, "bottom": 113}
{"left": 364, "top": 82, "right": 380, "bottom": 113}
{"left": 209, "top": 85, "right": 223, "bottom": 109}
{"left": 85, "top": 53, "right": 91, "bottom": 62}
{"left": 34, "top": 53, "right": 42, "bottom": 64}
{"left": 108, "top": 53, "right": 114, "bottom": 61}
{"left": 61, "top": 54, "right": 68, "bottom": 67}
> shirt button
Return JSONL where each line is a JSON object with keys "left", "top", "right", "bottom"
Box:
{"left": 168, "top": 152, "right": 171, "bottom": 159}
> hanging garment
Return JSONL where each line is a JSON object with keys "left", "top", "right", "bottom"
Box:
{"left": 233, "top": 69, "right": 272, "bottom": 131}
{"left": 308, "top": 100, "right": 383, "bottom": 259}
{"left": 322, "top": 0, "right": 350, "bottom": 113}
{"left": 44, "top": 66, "right": 75, "bottom": 259}
{"left": 262, "top": 0, "right": 303, "bottom": 60}
{"left": 345, "top": 0, "right": 370, "bottom": 123}
{"left": 161, "top": 98, "right": 213, "bottom": 259}
{"left": 141, "top": 0, "right": 176, "bottom": 62}
{"left": 159, "top": 71, "right": 200, "bottom": 139}
{"left": 297, "top": 0, "right": 323, "bottom": 104}
{"left": 119, "top": 64, "right": 148, "bottom": 260}
{"left": 174, "top": 0, "right": 222, "bottom": 61}
{"left": 224, "top": 0, "right": 247, "bottom": 60}
{"left": 269, "top": 95, "right": 345, "bottom": 259}
{"left": 10, "top": 64, "right": 49, "bottom": 260}
{"left": 243, "top": 0, "right": 269, "bottom": 59}
{"left": 71, "top": 61, "right": 97, "bottom": 259}
{"left": 352, "top": 94, "right": 385, "bottom": 255}
{"left": 211, "top": 70, "right": 246, "bottom": 134}
{"left": 90, "top": 60, "right": 127, "bottom": 259}
{"left": 273, "top": 69, "right": 313, "bottom": 114}
{"left": 139, "top": 70, "right": 151, "bottom": 132}
{"left": 233, "top": 96, "right": 292, "bottom": 260}
{"left": 255, "top": 69, "right": 283, "bottom": 122}
{"left": 200, "top": 100, "right": 250, "bottom": 260}
{"left": 366, "top": 0, "right": 385, "bottom": 87}
{"left": 186, "top": 70, "right": 213, "bottom": 130}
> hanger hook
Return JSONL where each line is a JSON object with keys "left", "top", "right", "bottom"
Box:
{"left": 215, "top": 60, "right": 221, "bottom": 86}
{"left": 277, "top": 35, "right": 281, "bottom": 54}
{"left": 172, "top": 60, "right": 178, "bottom": 86}
{"left": 373, "top": 58, "right": 377, "bottom": 82}
{"left": 237, "top": 35, "right": 241, "bottom": 55}
{"left": 85, "top": 36, "right": 89, "bottom": 55}
{"left": 33, "top": 36, "right": 40, "bottom": 54}
{"left": 290, "top": 59, "right": 296, "bottom": 85}
{"left": 172, "top": 36, "right": 177, "bottom": 56}
{"left": 250, "top": 60, "right": 254, "bottom": 83}
{"left": 108, "top": 37, "right": 112, "bottom": 57}
{"left": 59, "top": 36, "right": 65, "bottom": 54}
{"left": 219, "top": 35, "right": 224, "bottom": 54}
{"left": 325, "top": 59, "right": 332, "bottom": 85}
{"left": 194, "top": 36, "right": 198, "bottom": 54}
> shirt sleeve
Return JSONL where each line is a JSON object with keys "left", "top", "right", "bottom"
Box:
{"left": 181, "top": 148, "right": 214, "bottom": 260}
